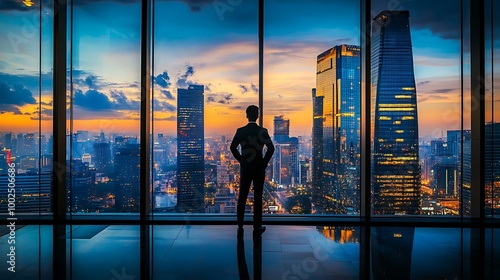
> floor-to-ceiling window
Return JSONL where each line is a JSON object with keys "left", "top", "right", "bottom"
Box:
{"left": 0, "top": 1, "right": 498, "bottom": 279}
{"left": 150, "top": 0, "right": 259, "bottom": 216}
{"left": 263, "top": 0, "right": 361, "bottom": 216}
{"left": 370, "top": 0, "right": 466, "bottom": 217}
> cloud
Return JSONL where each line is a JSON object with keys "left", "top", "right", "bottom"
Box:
{"left": 72, "top": 74, "right": 121, "bottom": 90}
{"left": 417, "top": 80, "right": 430, "bottom": 86}
{"left": 206, "top": 92, "right": 234, "bottom": 104}
{"left": 110, "top": 90, "right": 140, "bottom": 110}
{"left": 428, "top": 88, "right": 457, "bottom": 94}
{"left": 154, "top": 99, "right": 176, "bottom": 112}
{"left": 418, "top": 94, "right": 449, "bottom": 103}
{"left": 160, "top": 89, "right": 175, "bottom": 100}
{"left": 73, "top": 88, "right": 143, "bottom": 112}
{"left": 251, "top": 83, "right": 258, "bottom": 94}
{"left": 29, "top": 107, "right": 53, "bottom": 120}
{"left": 176, "top": 64, "right": 196, "bottom": 88}
{"left": 0, "top": 82, "right": 36, "bottom": 114}
{"left": 204, "top": 83, "right": 213, "bottom": 92}
{"left": 154, "top": 115, "right": 176, "bottom": 121}
{"left": 85, "top": 75, "right": 98, "bottom": 88}
{"left": 0, "top": 72, "right": 53, "bottom": 93}
{"left": 239, "top": 85, "right": 249, "bottom": 94}
{"left": 372, "top": 0, "right": 463, "bottom": 40}
{"left": 239, "top": 83, "right": 258, "bottom": 94}
{"left": 154, "top": 71, "right": 171, "bottom": 88}
{"left": 74, "top": 89, "right": 113, "bottom": 111}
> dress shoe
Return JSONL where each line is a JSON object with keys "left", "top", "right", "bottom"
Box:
{"left": 253, "top": 226, "right": 266, "bottom": 235}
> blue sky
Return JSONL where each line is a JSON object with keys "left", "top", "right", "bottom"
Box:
{"left": 0, "top": 0, "right": 498, "bottom": 137}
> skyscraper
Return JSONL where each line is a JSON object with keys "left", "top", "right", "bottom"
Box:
{"left": 115, "top": 143, "right": 141, "bottom": 212}
{"left": 273, "top": 115, "right": 290, "bottom": 143}
{"left": 273, "top": 139, "right": 299, "bottom": 186}
{"left": 177, "top": 84, "right": 205, "bottom": 212}
{"left": 485, "top": 123, "right": 500, "bottom": 217}
{"left": 93, "top": 142, "right": 111, "bottom": 173}
{"left": 316, "top": 44, "right": 360, "bottom": 214}
{"left": 312, "top": 88, "right": 325, "bottom": 212}
{"left": 372, "top": 10, "right": 420, "bottom": 215}
{"left": 0, "top": 172, "right": 51, "bottom": 213}
{"left": 272, "top": 115, "right": 299, "bottom": 186}
{"left": 5, "top": 133, "right": 12, "bottom": 150}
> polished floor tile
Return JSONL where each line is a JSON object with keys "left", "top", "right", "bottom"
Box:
{"left": 1, "top": 225, "right": 499, "bottom": 279}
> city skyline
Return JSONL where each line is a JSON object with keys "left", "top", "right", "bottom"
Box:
{"left": 0, "top": 0, "right": 489, "bottom": 137}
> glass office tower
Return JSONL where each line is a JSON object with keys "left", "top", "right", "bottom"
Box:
{"left": 316, "top": 44, "right": 360, "bottom": 214}
{"left": 372, "top": 11, "right": 420, "bottom": 215}
{"left": 115, "top": 143, "right": 141, "bottom": 212}
{"left": 176, "top": 84, "right": 205, "bottom": 213}
{"left": 312, "top": 88, "right": 325, "bottom": 213}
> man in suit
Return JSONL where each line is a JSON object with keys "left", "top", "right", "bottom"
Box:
{"left": 230, "top": 105, "right": 274, "bottom": 236}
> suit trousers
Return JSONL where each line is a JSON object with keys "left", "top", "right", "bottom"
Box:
{"left": 237, "top": 167, "right": 265, "bottom": 229}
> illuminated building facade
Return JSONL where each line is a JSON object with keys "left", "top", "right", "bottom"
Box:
{"left": 115, "top": 143, "right": 141, "bottom": 212}
{"left": 93, "top": 142, "right": 111, "bottom": 173}
{"left": 316, "top": 44, "right": 360, "bottom": 213}
{"left": 312, "top": 88, "right": 325, "bottom": 212}
{"left": 177, "top": 84, "right": 205, "bottom": 212}
{"left": 273, "top": 115, "right": 290, "bottom": 143}
{"left": 372, "top": 11, "right": 420, "bottom": 215}
{"left": 272, "top": 115, "right": 299, "bottom": 186}
{"left": 485, "top": 123, "right": 500, "bottom": 216}
{"left": 0, "top": 172, "right": 51, "bottom": 213}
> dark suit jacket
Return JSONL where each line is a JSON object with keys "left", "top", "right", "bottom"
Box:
{"left": 230, "top": 123, "right": 275, "bottom": 171}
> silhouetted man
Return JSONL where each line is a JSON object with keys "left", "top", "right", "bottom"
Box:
{"left": 230, "top": 105, "right": 274, "bottom": 236}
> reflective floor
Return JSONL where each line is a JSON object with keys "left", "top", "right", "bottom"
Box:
{"left": 0, "top": 225, "right": 498, "bottom": 279}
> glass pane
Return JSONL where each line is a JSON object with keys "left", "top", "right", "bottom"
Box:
{"left": 71, "top": 225, "right": 140, "bottom": 280}
{"left": 371, "top": 1, "right": 463, "bottom": 216}
{"left": 0, "top": 0, "right": 53, "bottom": 219}
{"left": 264, "top": 0, "right": 361, "bottom": 215}
{"left": 151, "top": 0, "right": 258, "bottom": 214}
{"left": 461, "top": 0, "right": 472, "bottom": 218}
{"left": 485, "top": 0, "right": 500, "bottom": 218}
{"left": 0, "top": 225, "right": 52, "bottom": 279}
{"left": 485, "top": 228, "right": 500, "bottom": 279}
{"left": 370, "top": 227, "right": 464, "bottom": 279}
{"left": 69, "top": 0, "right": 142, "bottom": 215}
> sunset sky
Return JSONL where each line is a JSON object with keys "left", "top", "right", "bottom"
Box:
{"left": 0, "top": 0, "right": 498, "bottom": 139}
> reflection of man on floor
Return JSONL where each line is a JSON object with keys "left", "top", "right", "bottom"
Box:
{"left": 230, "top": 105, "right": 274, "bottom": 236}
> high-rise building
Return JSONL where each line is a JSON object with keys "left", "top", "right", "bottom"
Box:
{"left": 177, "top": 84, "right": 205, "bottom": 212}
{"left": 115, "top": 143, "right": 141, "bottom": 212}
{"left": 485, "top": 123, "right": 500, "bottom": 216}
{"left": 93, "top": 142, "right": 111, "bottom": 173}
{"left": 299, "top": 159, "right": 310, "bottom": 185}
{"left": 273, "top": 140, "right": 299, "bottom": 186}
{"left": 372, "top": 11, "right": 420, "bottom": 215}
{"left": 316, "top": 44, "right": 361, "bottom": 213}
{"left": 16, "top": 133, "right": 24, "bottom": 156}
{"left": 312, "top": 88, "right": 325, "bottom": 212}
{"left": 272, "top": 116, "right": 299, "bottom": 186}
{"left": 0, "top": 172, "right": 51, "bottom": 213}
{"left": 5, "top": 133, "right": 12, "bottom": 150}
{"left": 428, "top": 138, "right": 457, "bottom": 197}
{"left": 272, "top": 115, "right": 299, "bottom": 186}
{"left": 68, "top": 159, "right": 94, "bottom": 213}
{"left": 273, "top": 115, "right": 290, "bottom": 143}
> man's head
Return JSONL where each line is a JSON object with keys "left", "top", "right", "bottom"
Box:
{"left": 246, "top": 105, "right": 259, "bottom": 122}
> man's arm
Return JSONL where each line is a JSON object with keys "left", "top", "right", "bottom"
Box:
{"left": 230, "top": 130, "right": 242, "bottom": 163}
{"left": 262, "top": 129, "right": 274, "bottom": 166}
